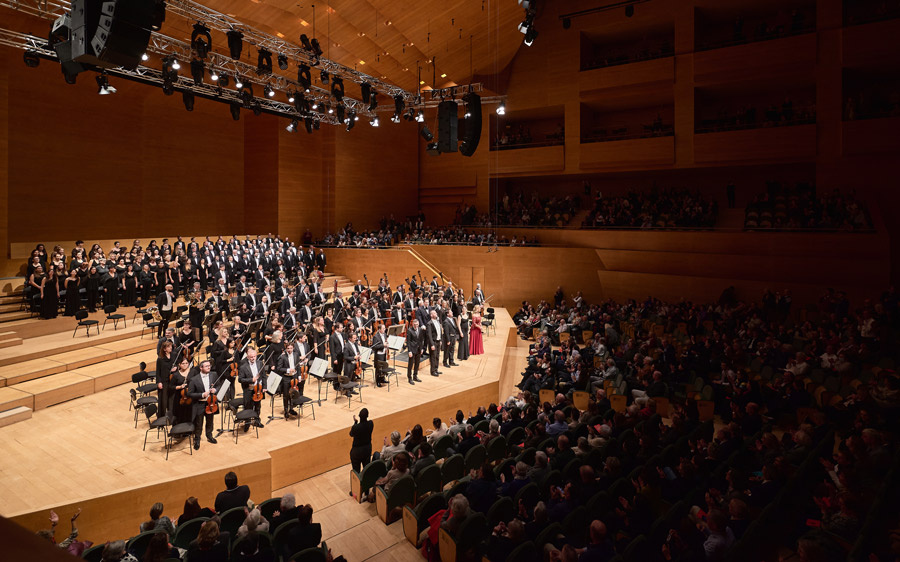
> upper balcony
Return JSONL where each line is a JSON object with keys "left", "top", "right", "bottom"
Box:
{"left": 578, "top": 22, "right": 675, "bottom": 92}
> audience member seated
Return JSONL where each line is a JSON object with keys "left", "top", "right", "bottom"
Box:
{"left": 583, "top": 188, "right": 717, "bottom": 229}
{"left": 187, "top": 520, "right": 230, "bottom": 562}
{"left": 696, "top": 97, "right": 816, "bottom": 133}
{"left": 138, "top": 502, "right": 175, "bottom": 537}
{"left": 142, "top": 531, "right": 180, "bottom": 562}
{"left": 279, "top": 504, "right": 322, "bottom": 561}
{"left": 492, "top": 122, "right": 565, "bottom": 150}
{"left": 744, "top": 181, "right": 872, "bottom": 230}
{"left": 582, "top": 37, "right": 674, "bottom": 70}
{"left": 176, "top": 496, "right": 215, "bottom": 526}
{"left": 231, "top": 530, "right": 276, "bottom": 562}
{"left": 215, "top": 471, "right": 251, "bottom": 514}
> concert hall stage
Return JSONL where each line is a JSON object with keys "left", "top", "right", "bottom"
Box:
{"left": 0, "top": 308, "right": 522, "bottom": 543}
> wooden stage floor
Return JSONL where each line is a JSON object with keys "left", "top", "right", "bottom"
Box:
{"left": 1, "top": 308, "right": 523, "bottom": 544}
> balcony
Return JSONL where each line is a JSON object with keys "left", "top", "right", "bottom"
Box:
{"left": 694, "top": 34, "right": 817, "bottom": 86}
{"left": 694, "top": 124, "right": 816, "bottom": 164}
{"left": 580, "top": 135, "right": 675, "bottom": 170}
{"left": 842, "top": 117, "right": 900, "bottom": 156}
{"left": 579, "top": 57, "right": 675, "bottom": 93}
{"left": 491, "top": 144, "right": 566, "bottom": 175}
{"left": 843, "top": 18, "right": 900, "bottom": 67}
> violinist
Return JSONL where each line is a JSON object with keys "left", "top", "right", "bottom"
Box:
{"left": 329, "top": 322, "right": 346, "bottom": 384}
{"left": 351, "top": 307, "right": 366, "bottom": 337}
{"left": 237, "top": 348, "right": 266, "bottom": 431}
{"left": 216, "top": 337, "right": 240, "bottom": 402}
{"left": 309, "top": 316, "right": 328, "bottom": 361}
{"left": 370, "top": 323, "right": 389, "bottom": 388}
{"left": 187, "top": 360, "right": 219, "bottom": 449}
{"left": 170, "top": 357, "right": 195, "bottom": 424}
{"left": 156, "top": 340, "right": 176, "bottom": 417}
{"left": 276, "top": 341, "right": 302, "bottom": 418}
{"left": 342, "top": 331, "right": 362, "bottom": 394}
{"left": 265, "top": 330, "right": 285, "bottom": 370}
{"left": 178, "top": 321, "right": 197, "bottom": 361}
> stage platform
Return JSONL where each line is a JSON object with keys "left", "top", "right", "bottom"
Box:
{"left": 0, "top": 308, "right": 524, "bottom": 544}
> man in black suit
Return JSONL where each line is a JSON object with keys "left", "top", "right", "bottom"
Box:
{"left": 315, "top": 249, "right": 326, "bottom": 271}
{"left": 406, "top": 318, "right": 424, "bottom": 384}
{"left": 442, "top": 309, "right": 459, "bottom": 368}
{"left": 214, "top": 471, "right": 251, "bottom": 514}
{"left": 279, "top": 505, "right": 322, "bottom": 561}
{"left": 276, "top": 341, "right": 302, "bottom": 417}
{"left": 426, "top": 310, "right": 443, "bottom": 377}
{"left": 281, "top": 289, "right": 297, "bottom": 317}
{"left": 370, "top": 323, "right": 389, "bottom": 388}
{"left": 342, "top": 332, "right": 362, "bottom": 395}
{"left": 237, "top": 347, "right": 266, "bottom": 429}
{"left": 329, "top": 322, "right": 346, "bottom": 388}
{"left": 188, "top": 360, "right": 220, "bottom": 449}
{"left": 155, "top": 284, "right": 176, "bottom": 338}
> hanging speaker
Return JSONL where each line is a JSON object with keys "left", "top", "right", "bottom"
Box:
{"left": 90, "top": 0, "right": 155, "bottom": 69}
{"left": 437, "top": 100, "right": 458, "bottom": 153}
{"left": 459, "top": 93, "right": 482, "bottom": 157}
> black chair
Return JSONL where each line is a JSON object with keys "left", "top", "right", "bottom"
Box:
{"left": 172, "top": 516, "right": 209, "bottom": 549}
{"left": 441, "top": 453, "right": 465, "bottom": 486}
{"left": 81, "top": 543, "right": 105, "bottom": 562}
{"left": 103, "top": 304, "right": 126, "bottom": 330}
{"left": 219, "top": 506, "right": 247, "bottom": 537}
{"left": 259, "top": 498, "right": 282, "bottom": 522}
{"left": 73, "top": 310, "right": 100, "bottom": 337}
{"left": 486, "top": 496, "right": 515, "bottom": 526}
{"left": 292, "top": 394, "right": 316, "bottom": 425}
{"left": 167, "top": 421, "right": 195, "bottom": 460}
{"left": 464, "top": 444, "right": 486, "bottom": 471}
{"left": 132, "top": 364, "right": 157, "bottom": 398}
{"left": 142, "top": 405, "right": 170, "bottom": 451}
{"left": 126, "top": 530, "right": 159, "bottom": 558}
{"left": 130, "top": 388, "right": 158, "bottom": 428}
{"left": 141, "top": 313, "right": 160, "bottom": 339}
{"left": 230, "top": 399, "right": 260, "bottom": 444}
{"left": 433, "top": 434, "right": 454, "bottom": 459}
{"left": 402, "top": 493, "right": 447, "bottom": 546}
{"left": 351, "top": 459, "right": 388, "bottom": 503}
{"left": 415, "top": 463, "right": 443, "bottom": 501}
{"left": 272, "top": 519, "right": 300, "bottom": 560}
{"left": 288, "top": 546, "right": 328, "bottom": 562}
{"left": 133, "top": 299, "right": 149, "bottom": 322}
{"left": 483, "top": 308, "right": 496, "bottom": 336}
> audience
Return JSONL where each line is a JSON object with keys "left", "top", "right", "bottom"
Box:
{"left": 583, "top": 188, "right": 717, "bottom": 229}
{"left": 582, "top": 37, "right": 674, "bottom": 71}
{"left": 744, "top": 182, "right": 872, "bottom": 230}
{"left": 696, "top": 96, "right": 816, "bottom": 133}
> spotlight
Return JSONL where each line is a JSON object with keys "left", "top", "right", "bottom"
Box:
{"left": 219, "top": 74, "right": 229, "bottom": 87}
{"left": 327, "top": 105, "right": 333, "bottom": 114}
{"left": 416, "top": 110, "right": 425, "bottom": 123}
{"left": 230, "top": 102, "right": 241, "bottom": 120}
{"left": 497, "top": 102, "right": 506, "bottom": 115}
{"left": 252, "top": 102, "right": 262, "bottom": 116}
{"left": 162, "top": 81, "right": 174, "bottom": 96}
{"left": 171, "top": 58, "right": 181, "bottom": 70}
{"left": 226, "top": 29, "right": 243, "bottom": 60}
{"left": 360, "top": 82, "right": 371, "bottom": 103}
{"left": 368, "top": 92, "right": 378, "bottom": 111}
{"left": 519, "top": 0, "right": 535, "bottom": 8}
{"left": 182, "top": 90, "right": 194, "bottom": 111}
{"left": 391, "top": 114, "right": 401, "bottom": 124}
{"left": 404, "top": 108, "right": 415, "bottom": 122}
{"left": 464, "top": 108, "right": 472, "bottom": 119}
{"left": 151, "top": 0, "right": 166, "bottom": 31}
{"left": 320, "top": 69, "right": 329, "bottom": 85}
{"left": 524, "top": 27, "right": 538, "bottom": 46}
{"left": 346, "top": 111, "right": 356, "bottom": 131}
{"left": 23, "top": 51, "right": 40, "bottom": 67}
{"left": 234, "top": 75, "right": 244, "bottom": 89}
{"left": 264, "top": 85, "right": 275, "bottom": 98}
{"left": 331, "top": 77, "right": 344, "bottom": 101}
{"left": 336, "top": 105, "right": 345, "bottom": 123}
{"left": 239, "top": 83, "right": 254, "bottom": 107}
{"left": 420, "top": 125, "right": 433, "bottom": 141}
{"left": 393, "top": 94, "right": 405, "bottom": 121}
{"left": 310, "top": 38, "right": 323, "bottom": 57}
{"left": 313, "top": 120, "right": 320, "bottom": 130}
{"left": 142, "top": 53, "right": 149, "bottom": 61}
{"left": 190, "top": 59, "right": 205, "bottom": 85}
{"left": 518, "top": 15, "right": 533, "bottom": 34}
{"left": 625, "top": 5, "right": 635, "bottom": 17}
{"left": 370, "top": 117, "right": 379, "bottom": 127}
{"left": 286, "top": 119, "right": 298, "bottom": 132}
{"left": 300, "top": 34, "right": 313, "bottom": 51}
{"left": 191, "top": 23, "right": 212, "bottom": 59}
{"left": 210, "top": 69, "right": 219, "bottom": 81}
{"left": 256, "top": 49, "right": 272, "bottom": 75}
{"left": 288, "top": 91, "right": 295, "bottom": 103}
{"left": 277, "top": 54, "right": 288, "bottom": 70}
{"left": 426, "top": 142, "right": 441, "bottom": 155}
{"left": 96, "top": 73, "right": 116, "bottom": 95}
{"left": 304, "top": 116, "right": 313, "bottom": 133}
{"left": 298, "top": 64, "right": 311, "bottom": 92}
{"left": 311, "top": 100, "right": 318, "bottom": 110}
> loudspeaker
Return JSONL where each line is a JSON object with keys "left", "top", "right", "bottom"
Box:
{"left": 437, "top": 100, "right": 458, "bottom": 153}
{"left": 459, "top": 93, "right": 482, "bottom": 157}
{"left": 71, "top": 0, "right": 154, "bottom": 69}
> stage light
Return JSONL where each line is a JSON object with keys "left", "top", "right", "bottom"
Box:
{"left": 151, "top": 0, "right": 166, "bottom": 31}
{"left": 182, "top": 90, "right": 194, "bottom": 111}
{"left": 370, "top": 117, "right": 379, "bottom": 127}
{"left": 320, "top": 69, "right": 329, "bottom": 85}
{"left": 404, "top": 108, "right": 415, "bottom": 122}
{"left": 286, "top": 119, "right": 298, "bottom": 132}
{"left": 234, "top": 75, "right": 244, "bottom": 89}
{"left": 420, "top": 125, "right": 433, "bottom": 141}
{"left": 464, "top": 108, "right": 472, "bottom": 119}
{"left": 210, "top": 69, "right": 219, "bottom": 81}
{"left": 426, "top": 142, "right": 441, "bottom": 155}
{"left": 23, "top": 51, "right": 40, "bottom": 67}
{"left": 416, "top": 110, "right": 425, "bottom": 123}
{"left": 369, "top": 92, "right": 378, "bottom": 111}
{"left": 288, "top": 91, "right": 295, "bottom": 103}
{"left": 524, "top": 28, "right": 538, "bottom": 46}
{"left": 360, "top": 82, "right": 371, "bottom": 103}
{"left": 518, "top": 16, "right": 532, "bottom": 34}
{"left": 141, "top": 53, "right": 149, "bottom": 62}
{"left": 96, "top": 73, "right": 116, "bottom": 95}
{"left": 391, "top": 114, "right": 401, "bottom": 124}
{"left": 226, "top": 30, "right": 243, "bottom": 60}
{"left": 313, "top": 119, "right": 320, "bottom": 130}
{"left": 171, "top": 58, "right": 180, "bottom": 70}
{"left": 191, "top": 23, "right": 212, "bottom": 59}
{"left": 190, "top": 59, "right": 205, "bottom": 85}
{"left": 393, "top": 94, "right": 405, "bottom": 121}
{"left": 277, "top": 54, "right": 288, "bottom": 70}
{"left": 497, "top": 102, "right": 506, "bottom": 115}
{"left": 311, "top": 100, "right": 318, "bottom": 110}
{"left": 239, "top": 83, "right": 254, "bottom": 106}
{"left": 252, "top": 102, "right": 262, "bottom": 116}
{"left": 257, "top": 49, "right": 272, "bottom": 75}
{"left": 230, "top": 102, "right": 241, "bottom": 120}
{"left": 327, "top": 105, "right": 333, "bottom": 114}
{"left": 264, "top": 85, "right": 275, "bottom": 98}
{"left": 304, "top": 116, "right": 313, "bottom": 133}
{"left": 346, "top": 110, "right": 356, "bottom": 131}
{"left": 219, "top": 74, "right": 229, "bottom": 87}
{"left": 331, "top": 77, "right": 344, "bottom": 101}
{"left": 310, "top": 38, "right": 323, "bottom": 57}
{"left": 298, "top": 64, "right": 311, "bottom": 92}
{"left": 625, "top": 5, "right": 635, "bottom": 17}
{"left": 336, "top": 105, "right": 345, "bottom": 123}
{"left": 300, "top": 34, "right": 313, "bottom": 51}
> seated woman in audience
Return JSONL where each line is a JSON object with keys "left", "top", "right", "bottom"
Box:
{"left": 139, "top": 502, "right": 175, "bottom": 537}
{"left": 100, "top": 540, "right": 138, "bottom": 562}
{"left": 280, "top": 504, "right": 322, "bottom": 560}
{"left": 142, "top": 532, "right": 179, "bottom": 562}
{"left": 237, "top": 503, "right": 270, "bottom": 539}
{"left": 232, "top": 530, "right": 275, "bottom": 562}
{"left": 176, "top": 496, "right": 214, "bottom": 527}
{"left": 187, "top": 520, "right": 230, "bottom": 562}
{"left": 367, "top": 452, "right": 411, "bottom": 502}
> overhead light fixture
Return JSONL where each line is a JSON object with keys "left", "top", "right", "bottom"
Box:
{"left": 96, "top": 73, "right": 116, "bottom": 95}
{"left": 391, "top": 114, "right": 401, "bottom": 124}
{"left": 420, "top": 125, "right": 433, "bottom": 141}
{"left": 210, "top": 68, "right": 219, "bottom": 81}
{"left": 239, "top": 83, "right": 254, "bottom": 107}
{"left": 368, "top": 92, "right": 378, "bottom": 111}
{"left": 496, "top": 102, "right": 506, "bottom": 115}
{"left": 191, "top": 23, "right": 212, "bottom": 59}
{"left": 230, "top": 102, "right": 241, "bottom": 120}
{"left": 304, "top": 116, "right": 314, "bottom": 133}
{"left": 150, "top": 0, "right": 166, "bottom": 31}
{"left": 310, "top": 38, "right": 323, "bottom": 58}
{"left": 234, "top": 75, "right": 244, "bottom": 89}
{"left": 256, "top": 49, "right": 272, "bottom": 75}
{"left": 519, "top": 0, "right": 535, "bottom": 8}
{"left": 426, "top": 142, "right": 441, "bottom": 156}
{"left": 440, "top": 73, "right": 447, "bottom": 78}
{"left": 23, "top": 51, "right": 40, "bottom": 67}
{"left": 277, "top": 54, "right": 289, "bottom": 70}
{"left": 311, "top": 100, "right": 318, "bottom": 110}
{"left": 298, "top": 64, "right": 311, "bottom": 92}
{"left": 393, "top": 94, "right": 405, "bottom": 121}
{"left": 524, "top": 27, "right": 538, "bottom": 46}
{"left": 404, "top": 108, "right": 415, "bottom": 122}
{"left": 252, "top": 102, "right": 262, "bottom": 116}
{"left": 226, "top": 29, "right": 243, "bottom": 60}
{"left": 190, "top": 59, "right": 205, "bottom": 85}
{"left": 625, "top": 5, "right": 635, "bottom": 17}
{"left": 264, "top": 84, "right": 275, "bottom": 98}
{"left": 287, "top": 91, "right": 295, "bottom": 103}
{"left": 286, "top": 119, "right": 298, "bottom": 132}
{"left": 336, "top": 104, "right": 345, "bottom": 123}
{"left": 320, "top": 69, "right": 329, "bottom": 85}
{"left": 141, "top": 53, "right": 149, "bottom": 62}
{"left": 171, "top": 58, "right": 181, "bottom": 70}
{"left": 331, "top": 77, "right": 344, "bottom": 101}
{"left": 327, "top": 105, "right": 333, "bottom": 114}
{"left": 360, "top": 82, "right": 371, "bottom": 103}
{"left": 300, "top": 34, "right": 313, "bottom": 51}
{"left": 416, "top": 110, "right": 425, "bottom": 122}
{"left": 370, "top": 117, "right": 379, "bottom": 127}
{"left": 182, "top": 90, "right": 195, "bottom": 111}
{"left": 346, "top": 110, "right": 356, "bottom": 131}
{"left": 218, "top": 74, "right": 229, "bottom": 87}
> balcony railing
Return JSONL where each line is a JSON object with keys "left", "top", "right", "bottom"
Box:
{"left": 696, "top": 22, "right": 815, "bottom": 52}
{"left": 696, "top": 115, "right": 815, "bottom": 134}
{"left": 580, "top": 45, "right": 674, "bottom": 72}
{"left": 582, "top": 126, "right": 674, "bottom": 144}
{"left": 489, "top": 138, "right": 565, "bottom": 151}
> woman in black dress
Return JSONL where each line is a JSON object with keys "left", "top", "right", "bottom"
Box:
{"left": 41, "top": 267, "right": 59, "bottom": 319}
{"left": 139, "top": 263, "right": 154, "bottom": 301}
{"left": 104, "top": 268, "right": 119, "bottom": 308}
{"left": 64, "top": 269, "right": 80, "bottom": 316}
{"left": 309, "top": 316, "right": 328, "bottom": 361}
{"left": 85, "top": 266, "right": 100, "bottom": 312}
{"left": 26, "top": 265, "right": 44, "bottom": 312}
{"left": 156, "top": 341, "right": 176, "bottom": 417}
{"left": 170, "top": 357, "right": 194, "bottom": 424}
{"left": 457, "top": 295, "right": 470, "bottom": 361}
{"left": 123, "top": 264, "right": 138, "bottom": 307}
{"left": 349, "top": 408, "right": 373, "bottom": 473}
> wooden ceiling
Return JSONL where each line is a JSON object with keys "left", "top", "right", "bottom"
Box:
{"left": 189, "top": 0, "right": 529, "bottom": 94}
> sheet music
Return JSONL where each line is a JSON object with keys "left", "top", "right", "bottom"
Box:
{"left": 387, "top": 335, "right": 405, "bottom": 351}
{"left": 359, "top": 346, "right": 373, "bottom": 363}
{"left": 309, "top": 357, "right": 329, "bottom": 378}
{"left": 218, "top": 379, "right": 231, "bottom": 399}
{"left": 266, "top": 372, "right": 283, "bottom": 394}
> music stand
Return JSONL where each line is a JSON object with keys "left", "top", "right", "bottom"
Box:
{"left": 387, "top": 335, "right": 405, "bottom": 368}
{"left": 266, "top": 371, "right": 284, "bottom": 424}
{"left": 308, "top": 357, "right": 333, "bottom": 405}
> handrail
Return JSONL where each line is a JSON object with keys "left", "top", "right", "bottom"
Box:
{"left": 394, "top": 245, "right": 452, "bottom": 286}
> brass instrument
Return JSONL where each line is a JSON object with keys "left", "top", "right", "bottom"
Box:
{"left": 148, "top": 305, "right": 162, "bottom": 322}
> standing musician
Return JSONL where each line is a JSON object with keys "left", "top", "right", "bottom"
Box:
{"left": 391, "top": 302, "right": 406, "bottom": 327}
{"left": 155, "top": 283, "right": 175, "bottom": 338}
{"left": 308, "top": 316, "right": 328, "bottom": 362}
{"left": 406, "top": 318, "right": 425, "bottom": 385}
{"left": 329, "top": 322, "right": 346, "bottom": 388}
{"left": 237, "top": 348, "right": 266, "bottom": 431}
{"left": 178, "top": 321, "right": 198, "bottom": 361}
{"left": 281, "top": 288, "right": 297, "bottom": 317}
{"left": 442, "top": 309, "right": 459, "bottom": 368}
{"left": 370, "top": 323, "right": 389, "bottom": 387}
{"left": 276, "top": 340, "right": 304, "bottom": 418}
{"left": 426, "top": 310, "right": 443, "bottom": 377}
{"left": 217, "top": 338, "right": 240, "bottom": 402}
{"left": 188, "top": 360, "right": 220, "bottom": 449}
{"left": 342, "top": 331, "right": 362, "bottom": 394}
{"left": 156, "top": 340, "right": 177, "bottom": 417}
{"left": 170, "top": 357, "right": 194, "bottom": 425}
{"left": 472, "top": 283, "right": 485, "bottom": 306}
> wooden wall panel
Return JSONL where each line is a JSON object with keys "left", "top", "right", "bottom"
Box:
{"left": 579, "top": 136, "right": 675, "bottom": 170}
{"left": 242, "top": 114, "right": 279, "bottom": 235}
{"left": 693, "top": 34, "right": 818, "bottom": 85}
{"left": 693, "top": 126, "right": 817, "bottom": 164}
{"left": 842, "top": 118, "right": 900, "bottom": 156}
{"left": 0, "top": 51, "right": 7, "bottom": 260}
{"left": 579, "top": 57, "right": 675, "bottom": 92}
{"left": 493, "top": 145, "right": 565, "bottom": 175}
{"left": 277, "top": 125, "right": 326, "bottom": 241}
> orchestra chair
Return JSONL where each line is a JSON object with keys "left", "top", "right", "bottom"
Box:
{"left": 227, "top": 398, "right": 260, "bottom": 444}
{"left": 464, "top": 444, "right": 487, "bottom": 472}
{"left": 484, "top": 308, "right": 496, "bottom": 336}
{"left": 172, "top": 517, "right": 209, "bottom": 549}
{"left": 73, "top": 310, "right": 100, "bottom": 337}
{"left": 141, "top": 313, "right": 160, "bottom": 339}
{"left": 438, "top": 512, "right": 488, "bottom": 562}
{"left": 130, "top": 388, "right": 157, "bottom": 428}
{"left": 539, "top": 389, "right": 555, "bottom": 406}
{"left": 403, "top": 493, "right": 447, "bottom": 545}
{"left": 103, "top": 305, "right": 126, "bottom": 330}
{"left": 487, "top": 496, "right": 515, "bottom": 528}
{"left": 292, "top": 393, "right": 316, "bottom": 425}
{"left": 375, "top": 474, "right": 416, "bottom": 523}
{"left": 133, "top": 299, "right": 149, "bottom": 323}
{"left": 486, "top": 435, "right": 508, "bottom": 464}
{"left": 132, "top": 365, "right": 157, "bottom": 400}
{"left": 141, "top": 405, "right": 170, "bottom": 451}
{"left": 572, "top": 391, "right": 590, "bottom": 411}
{"left": 167, "top": 420, "right": 195, "bottom": 460}
{"left": 351, "top": 459, "right": 388, "bottom": 504}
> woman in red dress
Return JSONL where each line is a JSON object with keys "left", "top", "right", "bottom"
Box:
{"left": 469, "top": 305, "right": 485, "bottom": 355}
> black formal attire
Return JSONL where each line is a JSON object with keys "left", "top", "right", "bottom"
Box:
{"left": 214, "top": 485, "right": 251, "bottom": 514}
{"left": 85, "top": 272, "right": 100, "bottom": 312}
{"left": 64, "top": 277, "right": 80, "bottom": 316}
{"left": 138, "top": 270, "right": 154, "bottom": 301}
{"left": 349, "top": 418, "right": 374, "bottom": 472}
{"left": 169, "top": 369, "right": 194, "bottom": 424}
{"left": 155, "top": 290, "right": 175, "bottom": 338}
{"left": 442, "top": 316, "right": 458, "bottom": 367}
{"left": 156, "top": 353, "right": 176, "bottom": 417}
{"left": 343, "top": 340, "right": 362, "bottom": 381}
{"left": 406, "top": 324, "right": 425, "bottom": 382}
{"left": 39, "top": 276, "right": 59, "bottom": 319}
{"left": 102, "top": 273, "right": 119, "bottom": 308}
{"left": 370, "top": 332, "right": 389, "bottom": 386}
{"left": 186, "top": 538, "right": 229, "bottom": 562}
{"left": 276, "top": 347, "right": 303, "bottom": 414}
{"left": 121, "top": 271, "right": 137, "bottom": 306}
{"left": 188, "top": 370, "right": 220, "bottom": 445}
{"left": 237, "top": 358, "right": 266, "bottom": 421}
{"left": 458, "top": 314, "right": 471, "bottom": 361}
{"left": 426, "top": 319, "right": 443, "bottom": 376}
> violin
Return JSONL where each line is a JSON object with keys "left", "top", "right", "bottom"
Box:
{"left": 179, "top": 384, "right": 191, "bottom": 405}
{"left": 229, "top": 360, "right": 239, "bottom": 380}
{"left": 252, "top": 375, "right": 264, "bottom": 402}
{"left": 355, "top": 356, "right": 362, "bottom": 378}
{"left": 205, "top": 392, "right": 218, "bottom": 414}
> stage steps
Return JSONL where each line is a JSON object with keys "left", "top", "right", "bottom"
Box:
{"left": 0, "top": 406, "right": 32, "bottom": 428}
{"left": 0, "top": 332, "right": 23, "bottom": 349}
